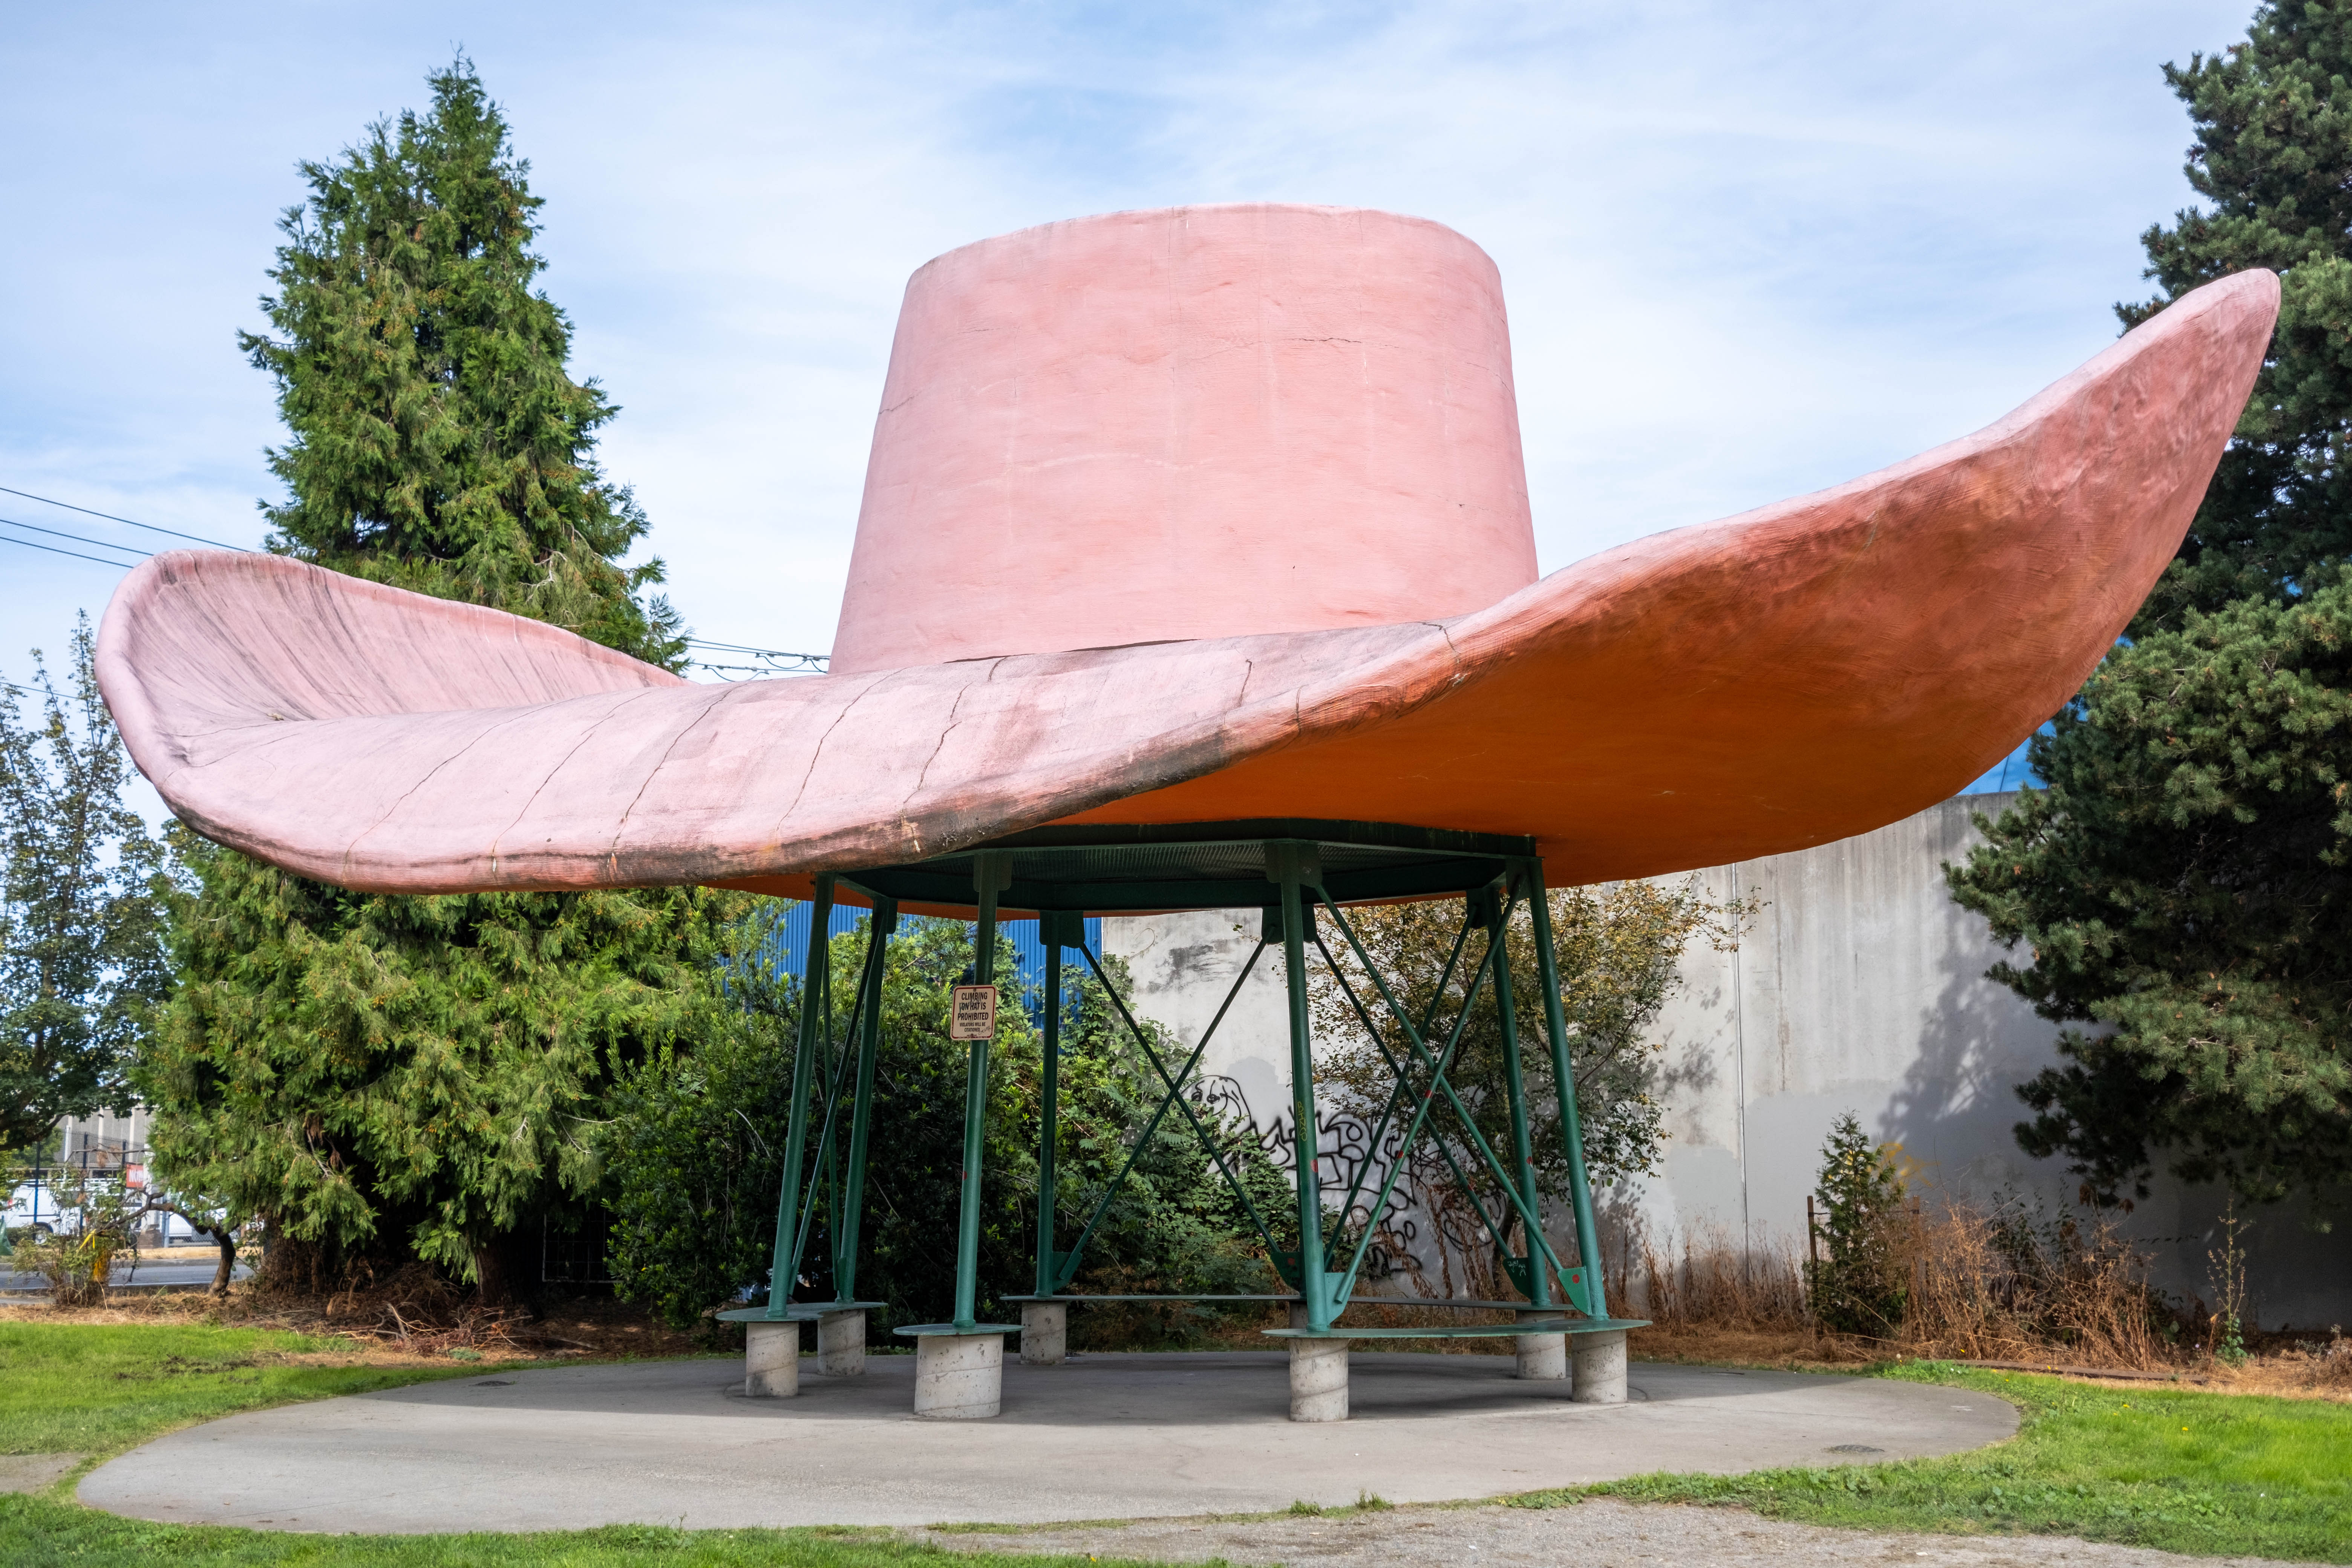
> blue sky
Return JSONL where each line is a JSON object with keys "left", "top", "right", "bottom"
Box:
{"left": 2, "top": 1, "right": 2256, "bottom": 796}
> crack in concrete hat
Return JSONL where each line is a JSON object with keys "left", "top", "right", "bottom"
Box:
{"left": 96, "top": 204, "right": 2278, "bottom": 900}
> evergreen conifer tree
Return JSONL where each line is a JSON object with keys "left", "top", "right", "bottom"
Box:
{"left": 145, "top": 61, "right": 735, "bottom": 1299}
{"left": 1949, "top": 3, "right": 2352, "bottom": 1219}
{"left": 241, "top": 59, "right": 682, "bottom": 663}
{"left": 0, "top": 620, "right": 171, "bottom": 1154}
{"left": 2123, "top": 1, "right": 2352, "bottom": 628}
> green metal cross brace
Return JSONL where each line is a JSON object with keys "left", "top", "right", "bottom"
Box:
{"left": 784, "top": 908, "right": 911, "bottom": 1290}
{"left": 787, "top": 946, "right": 868, "bottom": 1283}
{"left": 764, "top": 873, "right": 834, "bottom": 1318}
{"left": 1316, "top": 890, "right": 1584, "bottom": 1305}
{"left": 1516, "top": 857, "right": 1608, "bottom": 1316}
{"left": 1312, "top": 913, "right": 1510, "bottom": 1304}
{"left": 1270, "top": 842, "right": 1335, "bottom": 1332}
{"left": 1309, "top": 901, "right": 1509, "bottom": 1250}
{"left": 833, "top": 893, "right": 895, "bottom": 1302}
{"left": 1323, "top": 906, "right": 1479, "bottom": 1241}
{"left": 1073, "top": 941, "right": 1288, "bottom": 1287}
{"left": 952, "top": 851, "right": 1011, "bottom": 1332}
{"left": 1058, "top": 939, "right": 1270, "bottom": 1291}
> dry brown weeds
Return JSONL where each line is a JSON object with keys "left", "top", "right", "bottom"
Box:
{"left": 1628, "top": 1219, "right": 1810, "bottom": 1331}
{"left": 1610, "top": 1199, "right": 2352, "bottom": 1400}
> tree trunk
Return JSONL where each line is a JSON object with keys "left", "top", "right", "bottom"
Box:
{"left": 204, "top": 1224, "right": 236, "bottom": 1296}
{"left": 135, "top": 1199, "right": 240, "bottom": 1296}
{"left": 470, "top": 1227, "right": 538, "bottom": 1312}
{"left": 472, "top": 1239, "right": 512, "bottom": 1307}
{"left": 256, "top": 1220, "right": 326, "bottom": 1294}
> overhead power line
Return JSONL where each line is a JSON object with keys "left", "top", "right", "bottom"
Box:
{"left": 0, "top": 530, "right": 144, "bottom": 570}
{"left": 2, "top": 493, "right": 835, "bottom": 679}
{"left": 683, "top": 637, "right": 830, "bottom": 677}
{"left": 0, "top": 486, "right": 248, "bottom": 551}
{"left": 0, "top": 514, "right": 152, "bottom": 559}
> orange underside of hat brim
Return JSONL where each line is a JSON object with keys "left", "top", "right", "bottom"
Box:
{"left": 96, "top": 271, "right": 2276, "bottom": 911}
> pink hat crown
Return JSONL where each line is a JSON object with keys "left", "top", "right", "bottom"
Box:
{"left": 828, "top": 204, "right": 1540, "bottom": 675}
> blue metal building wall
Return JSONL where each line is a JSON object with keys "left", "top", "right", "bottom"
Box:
{"left": 749, "top": 901, "right": 1102, "bottom": 1019}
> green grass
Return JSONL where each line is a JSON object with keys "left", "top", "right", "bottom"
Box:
{"left": 0, "top": 1322, "right": 489, "bottom": 1458}
{"left": 0, "top": 1507, "right": 1135, "bottom": 1567}
{"left": 1511, "top": 1361, "right": 2352, "bottom": 1562}
{"left": 0, "top": 1323, "right": 1121, "bottom": 1567}
{"left": 12, "top": 1326, "right": 2350, "bottom": 1564}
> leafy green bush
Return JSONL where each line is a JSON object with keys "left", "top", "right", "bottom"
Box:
{"left": 604, "top": 913, "right": 1293, "bottom": 1339}
{"left": 5, "top": 1164, "right": 153, "bottom": 1306}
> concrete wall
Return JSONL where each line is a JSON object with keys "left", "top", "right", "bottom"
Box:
{"left": 1104, "top": 793, "right": 2351, "bottom": 1329}
{"left": 1635, "top": 792, "right": 2352, "bottom": 1329}
{"left": 1637, "top": 791, "right": 2047, "bottom": 1267}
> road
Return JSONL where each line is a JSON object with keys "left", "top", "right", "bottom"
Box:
{"left": 0, "top": 1253, "right": 250, "bottom": 1293}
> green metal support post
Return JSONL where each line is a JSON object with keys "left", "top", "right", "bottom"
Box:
{"left": 952, "top": 851, "right": 1011, "bottom": 1332}
{"left": 832, "top": 896, "right": 894, "bottom": 1302}
{"left": 1274, "top": 842, "right": 1333, "bottom": 1331}
{"left": 1519, "top": 858, "right": 1607, "bottom": 1314}
{"left": 765, "top": 874, "right": 833, "bottom": 1317}
{"left": 1487, "top": 884, "right": 1553, "bottom": 1312}
{"left": 1033, "top": 910, "right": 1076, "bottom": 1297}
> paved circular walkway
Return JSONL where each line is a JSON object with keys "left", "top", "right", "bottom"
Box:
{"left": 81, "top": 1352, "right": 2017, "bottom": 1534}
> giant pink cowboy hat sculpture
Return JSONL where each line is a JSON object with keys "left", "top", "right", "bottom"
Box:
{"left": 100, "top": 205, "right": 2276, "bottom": 1421}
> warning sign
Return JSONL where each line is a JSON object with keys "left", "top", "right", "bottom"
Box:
{"left": 949, "top": 984, "right": 999, "bottom": 1041}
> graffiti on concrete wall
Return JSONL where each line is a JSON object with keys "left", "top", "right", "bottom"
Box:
{"left": 1189, "top": 1073, "right": 1493, "bottom": 1294}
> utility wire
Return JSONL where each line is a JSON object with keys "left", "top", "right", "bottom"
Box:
{"left": 683, "top": 636, "right": 829, "bottom": 675}
{"left": 0, "top": 514, "right": 152, "bottom": 560}
{"left": 2, "top": 500, "right": 835, "bottom": 678}
{"left": 685, "top": 636, "right": 811, "bottom": 654}
{"left": 0, "top": 486, "right": 248, "bottom": 551}
{"left": 0, "top": 531, "right": 145, "bottom": 570}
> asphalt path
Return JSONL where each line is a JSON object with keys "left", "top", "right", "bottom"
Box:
{"left": 81, "top": 1352, "right": 2020, "bottom": 1533}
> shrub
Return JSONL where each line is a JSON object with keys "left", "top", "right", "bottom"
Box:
{"left": 6, "top": 1166, "right": 142, "bottom": 1306}
{"left": 1808, "top": 1112, "right": 1909, "bottom": 1335}
{"left": 604, "top": 912, "right": 1294, "bottom": 1337}
{"left": 1630, "top": 1217, "right": 1809, "bottom": 1330}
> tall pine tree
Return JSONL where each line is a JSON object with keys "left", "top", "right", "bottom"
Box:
{"left": 144, "top": 61, "right": 737, "bottom": 1300}
{"left": 241, "top": 60, "right": 682, "bottom": 663}
{"left": 2124, "top": 0, "right": 2352, "bottom": 629}
{"left": 1948, "top": 4, "right": 2352, "bottom": 1218}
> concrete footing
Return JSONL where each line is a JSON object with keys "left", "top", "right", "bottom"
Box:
{"left": 1288, "top": 1337, "right": 1349, "bottom": 1422}
{"left": 817, "top": 1309, "right": 866, "bottom": 1377}
{"left": 913, "top": 1332, "right": 1004, "bottom": 1419}
{"left": 1021, "top": 1302, "right": 1067, "bottom": 1366}
{"left": 743, "top": 1320, "right": 799, "bottom": 1398}
{"left": 1573, "top": 1328, "right": 1628, "bottom": 1404}
{"left": 1514, "top": 1315, "right": 1568, "bottom": 1381}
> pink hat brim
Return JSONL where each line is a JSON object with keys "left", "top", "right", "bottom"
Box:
{"left": 97, "top": 270, "right": 2277, "bottom": 902}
